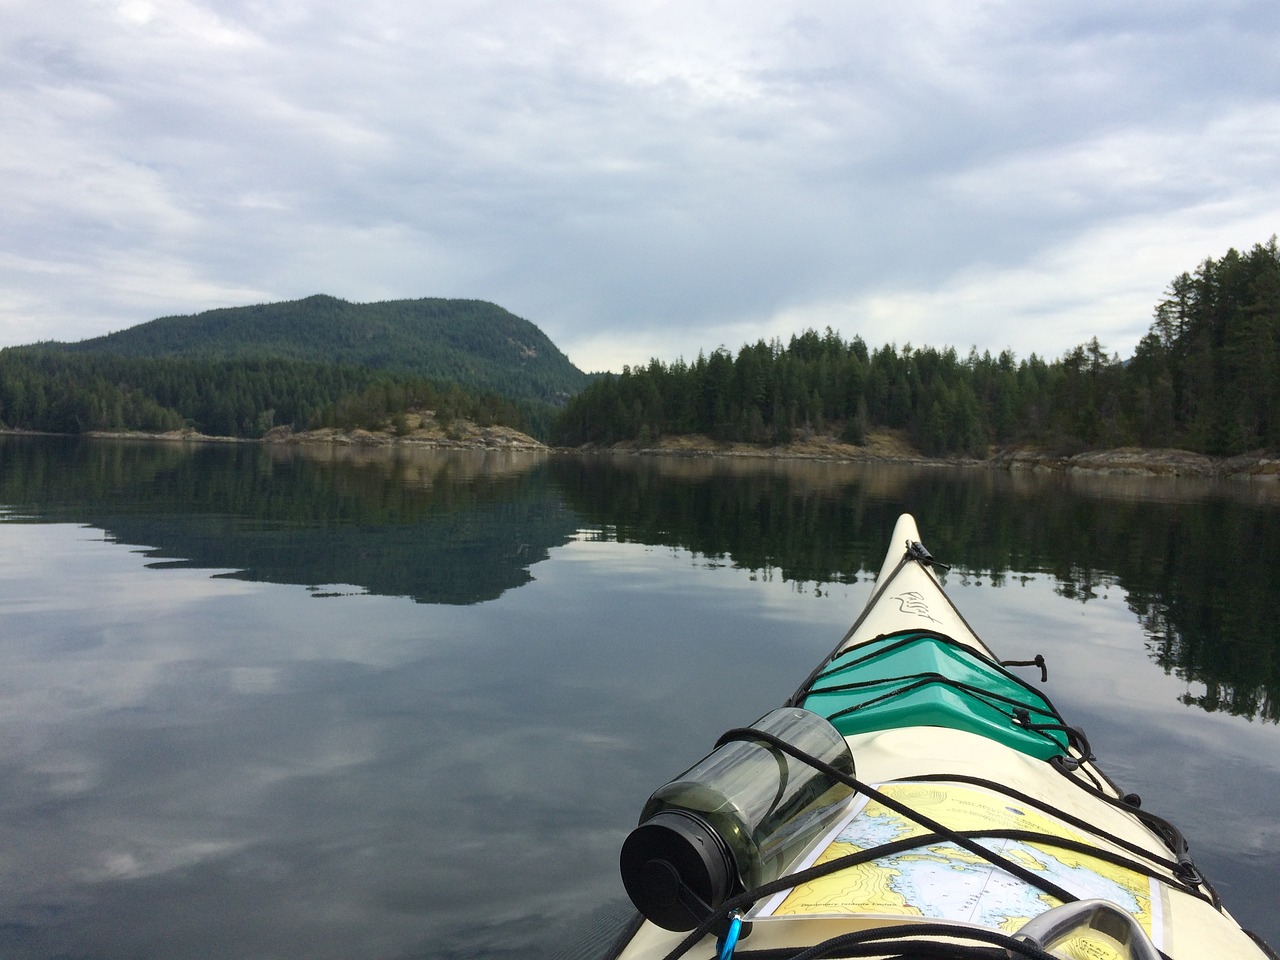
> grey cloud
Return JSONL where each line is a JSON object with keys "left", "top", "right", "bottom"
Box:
{"left": 2, "top": 1, "right": 1278, "bottom": 369}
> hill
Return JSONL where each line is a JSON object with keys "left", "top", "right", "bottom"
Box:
{"left": 50, "top": 294, "right": 589, "bottom": 406}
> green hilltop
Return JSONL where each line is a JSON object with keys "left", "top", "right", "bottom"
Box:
{"left": 56, "top": 294, "right": 589, "bottom": 406}
{"left": 0, "top": 296, "right": 589, "bottom": 440}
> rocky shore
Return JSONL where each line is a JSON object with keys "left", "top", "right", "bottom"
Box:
{"left": 260, "top": 420, "right": 545, "bottom": 451}
{"left": 41, "top": 423, "right": 1280, "bottom": 480}
{"left": 584, "top": 430, "right": 1280, "bottom": 480}
{"left": 990, "top": 445, "right": 1280, "bottom": 480}
{"left": 80, "top": 411, "right": 547, "bottom": 452}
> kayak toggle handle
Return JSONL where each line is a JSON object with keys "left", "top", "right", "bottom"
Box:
{"left": 1002, "top": 653, "right": 1049, "bottom": 683}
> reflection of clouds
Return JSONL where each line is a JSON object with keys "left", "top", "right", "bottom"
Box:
{"left": 557, "top": 535, "right": 867, "bottom": 632}
{"left": 0, "top": 522, "right": 666, "bottom": 955}
{"left": 1, "top": 523, "right": 1276, "bottom": 957}
{"left": 0, "top": 528, "right": 472, "bottom": 730}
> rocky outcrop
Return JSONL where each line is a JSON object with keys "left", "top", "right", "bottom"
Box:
{"left": 990, "top": 446, "right": 1280, "bottom": 480}
{"left": 263, "top": 419, "right": 545, "bottom": 451}
{"left": 83, "top": 413, "right": 546, "bottom": 451}
{"left": 583, "top": 432, "right": 1280, "bottom": 481}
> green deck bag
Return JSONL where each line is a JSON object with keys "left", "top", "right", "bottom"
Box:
{"left": 800, "top": 630, "right": 1070, "bottom": 760}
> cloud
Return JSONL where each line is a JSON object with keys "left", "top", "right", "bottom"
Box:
{"left": 2, "top": 1, "right": 1278, "bottom": 369}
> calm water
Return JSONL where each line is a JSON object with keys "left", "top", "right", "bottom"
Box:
{"left": 0, "top": 435, "right": 1277, "bottom": 958}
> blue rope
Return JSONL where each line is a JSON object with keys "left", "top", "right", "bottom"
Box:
{"left": 716, "top": 913, "right": 743, "bottom": 960}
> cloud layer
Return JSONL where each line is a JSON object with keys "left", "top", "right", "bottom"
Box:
{"left": 3, "top": 1, "right": 1279, "bottom": 370}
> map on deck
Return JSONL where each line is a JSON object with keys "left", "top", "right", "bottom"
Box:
{"left": 752, "top": 781, "right": 1162, "bottom": 948}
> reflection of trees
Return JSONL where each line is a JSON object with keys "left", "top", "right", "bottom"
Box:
{"left": 3, "top": 437, "right": 1277, "bottom": 720}
{"left": 1121, "top": 504, "right": 1280, "bottom": 723}
{"left": 0, "top": 436, "right": 577, "bottom": 605}
{"left": 551, "top": 456, "right": 932, "bottom": 585}
{"left": 553, "top": 455, "right": 1280, "bottom": 723}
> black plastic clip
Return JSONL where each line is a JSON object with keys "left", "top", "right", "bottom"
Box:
{"left": 906, "top": 540, "right": 951, "bottom": 572}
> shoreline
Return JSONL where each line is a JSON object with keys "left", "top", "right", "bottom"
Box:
{"left": 571, "top": 433, "right": 1280, "bottom": 481}
{"left": 6, "top": 426, "right": 1279, "bottom": 480}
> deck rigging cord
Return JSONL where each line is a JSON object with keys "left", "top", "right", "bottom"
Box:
{"left": 709, "top": 727, "right": 1075, "bottom": 905}
{"left": 1001, "top": 653, "right": 1049, "bottom": 683}
{"left": 613, "top": 536, "right": 1276, "bottom": 960}
{"left": 786, "top": 540, "right": 1213, "bottom": 897}
{"left": 653, "top": 724, "right": 1184, "bottom": 960}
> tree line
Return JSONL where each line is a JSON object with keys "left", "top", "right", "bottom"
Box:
{"left": 4, "top": 238, "right": 1276, "bottom": 454}
{"left": 555, "top": 238, "right": 1280, "bottom": 457}
{"left": 0, "top": 351, "right": 546, "bottom": 439}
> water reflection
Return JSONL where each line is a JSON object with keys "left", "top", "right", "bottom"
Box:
{"left": 0, "top": 437, "right": 1278, "bottom": 958}
{"left": 0, "top": 436, "right": 576, "bottom": 605}
{"left": 552, "top": 454, "right": 1280, "bottom": 723}
{"left": 2, "top": 436, "right": 1278, "bottom": 721}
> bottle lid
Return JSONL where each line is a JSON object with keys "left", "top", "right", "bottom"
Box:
{"left": 619, "top": 809, "right": 736, "bottom": 931}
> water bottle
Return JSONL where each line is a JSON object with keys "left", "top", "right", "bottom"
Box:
{"left": 619, "top": 707, "right": 854, "bottom": 931}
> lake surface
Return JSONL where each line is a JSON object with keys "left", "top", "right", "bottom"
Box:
{"left": 0, "top": 435, "right": 1277, "bottom": 959}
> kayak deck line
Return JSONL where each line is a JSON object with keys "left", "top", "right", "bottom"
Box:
{"left": 896, "top": 772, "right": 1213, "bottom": 901}
{"left": 638, "top": 732, "right": 1213, "bottom": 959}
{"left": 609, "top": 514, "right": 1277, "bottom": 960}
{"left": 793, "top": 629, "right": 1074, "bottom": 760}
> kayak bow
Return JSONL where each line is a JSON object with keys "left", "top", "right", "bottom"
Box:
{"left": 608, "top": 514, "right": 1276, "bottom": 960}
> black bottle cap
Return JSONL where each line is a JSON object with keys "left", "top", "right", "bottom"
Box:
{"left": 619, "top": 810, "right": 736, "bottom": 931}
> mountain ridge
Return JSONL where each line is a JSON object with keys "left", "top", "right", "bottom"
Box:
{"left": 47, "top": 294, "right": 589, "bottom": 406}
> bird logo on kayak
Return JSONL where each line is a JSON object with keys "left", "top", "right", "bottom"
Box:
{"left": 892, "top": 591, "right": 940, "bottom": 623}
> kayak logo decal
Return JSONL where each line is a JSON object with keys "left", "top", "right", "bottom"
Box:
{"left": 891, "top": 591, "right": 940, "bottom": 623}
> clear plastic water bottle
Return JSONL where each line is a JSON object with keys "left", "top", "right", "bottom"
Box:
{"left": 620, "top": 707, "right": 854, "bottom": 931}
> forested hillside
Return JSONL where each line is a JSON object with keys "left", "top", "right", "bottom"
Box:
{"left": 0, "top": 352, "right": 536, "bottom": 439}
{"left": 49, "top": 295, "right": 589, "bottom": 406}
{"left": 555, "top": 238, "right": 1280, "bottom": 458}
{"left": 0, "top": 295, "right": 586, "bottom": 440}
{"left": 3, "top": 240, "right": 1277, "bottom": 455}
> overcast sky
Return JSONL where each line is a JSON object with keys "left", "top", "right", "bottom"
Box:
{"left": 3, "top": 2, "right": 1279, "bottom": 372}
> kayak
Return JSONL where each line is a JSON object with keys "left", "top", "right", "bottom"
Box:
{"left": 608, "top": 514, "right": 1276, "bottom": 960}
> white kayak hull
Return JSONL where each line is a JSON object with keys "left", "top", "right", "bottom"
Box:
{"left": 608, "top": 514, "right": 1274, "bottom": 960}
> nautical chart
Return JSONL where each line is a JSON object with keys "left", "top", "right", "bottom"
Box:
{"left": 752, "top": 781, "right": 1163, "bottom": 949}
